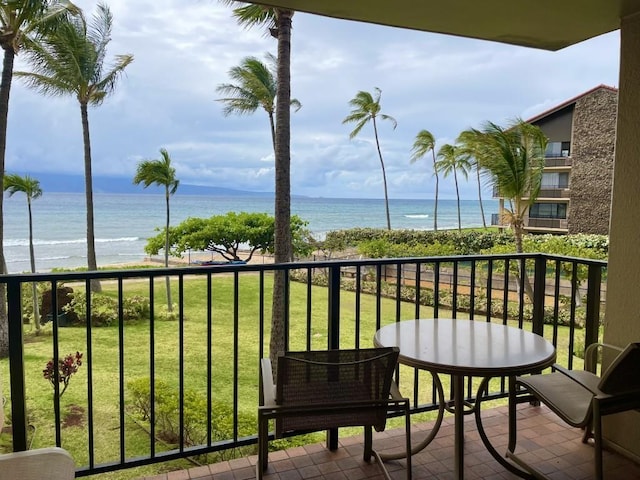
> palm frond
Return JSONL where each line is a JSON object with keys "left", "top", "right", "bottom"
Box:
{"left": 410, "top": 129, "right": 435, "bottom": 163}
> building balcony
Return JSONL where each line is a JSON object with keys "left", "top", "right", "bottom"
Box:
{"left": 537, "top": 186, "right": 570, "bottom": 199}
{"left": 0, "top": 254, "right": 619, "bottom": 478}
{"left": 545, "top": 156, "right": 573, "bottom": 167}
{"left": 526, "top": 217, "right": 569, "bottom": 230}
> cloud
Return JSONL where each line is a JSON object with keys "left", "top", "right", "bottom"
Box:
{"left": 6, "top": 2, "right": 621, "bottom": 200}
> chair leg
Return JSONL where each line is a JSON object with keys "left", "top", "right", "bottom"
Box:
{"left": 593, "top": 402, "right": 603, "bottom": 480}
{"left": 257, "top": 413, "right": 269, "bottom": 479}
{"left": 364, "top": 425, "right": 373, "bottom": 462}
{"left": 404, "top": 402, "right": 412, "bottom": 480}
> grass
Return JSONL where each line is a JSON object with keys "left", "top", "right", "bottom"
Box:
{"left": 0, "top": 271, "right": 590, "bottom": 479}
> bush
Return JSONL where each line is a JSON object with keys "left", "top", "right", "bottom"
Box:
{"left": 63, "top": 292, "right": 151, "bottom": 327}
{"left": 127, "top": 377, "right": 255, "bottom": 461}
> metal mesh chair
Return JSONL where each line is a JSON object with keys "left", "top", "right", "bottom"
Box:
{"left": 258, "top": 347, "right": 411, "bottom": 480}
{"left": 509, "top": 342, "right": 640, "bottom": 480}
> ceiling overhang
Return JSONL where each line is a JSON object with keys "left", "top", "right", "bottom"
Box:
{"left": 247, "top": 0, "right": 640, "bottom": 50}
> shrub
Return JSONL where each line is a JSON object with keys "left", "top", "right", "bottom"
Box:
{"left": 64, "top": 292, "right": 152, "bottom": 327}
{"left": 127, "top": 377, "right": 254, "bottom": 461}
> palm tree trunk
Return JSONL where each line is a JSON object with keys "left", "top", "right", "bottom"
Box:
{"left": 372, "top": 117, "right": 391, "bottom": 230}
{"left": 268, "top": 112, "right": 276, "bottom": 155}
{"left": 80, "top": 102, "right": 101, "bottom": 292}
{"left": 164, "top": 188, "right": 173, "bottom": 312}
{"left": 0, "top": 48, "right": 14, "bottom": 356}
{"left": 432, "top": 150, "right": 438, "bottom": 231}
{"left": 513, "top": 219, "right": 534, "bottom": 302}
{"left": 27, "top": 199, "right": 40, "bottom": 330}
{"left": 454, "top": 168, "right": 461, "bottom": 231}
{"left": 476, "top": 167, "right": 486, "bottom": 228}
{"left": 270, "top": 8, "right": 293, "bottom": 374}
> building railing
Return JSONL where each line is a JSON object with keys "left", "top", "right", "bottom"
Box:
{"left": 526, "top": 218, "right": 569, "bottom": 229}
{"left": 1, "top": 253, "right": 607, "bottom": 476}
{"left": 545, "top": 157, "right": 572, "bottom": 167}
{"left": 538, "top": 187, "right": 570, "bottom": 198}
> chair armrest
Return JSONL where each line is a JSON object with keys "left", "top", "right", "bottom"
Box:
{"left": 584, "top": 343, "right": 624, "bottom": 373}
{"left": 260, "top": 358, "right": 276, "bottom": 407}
{"left": 389, "top": 380, "right": 407, "bottom": 401}
{"left": 0, "top": 447, "right": 75, "bottom": 480}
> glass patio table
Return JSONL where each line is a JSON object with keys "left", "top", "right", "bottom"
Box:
{"left": 373, "top": 318, "right": 556, "bottom": 480}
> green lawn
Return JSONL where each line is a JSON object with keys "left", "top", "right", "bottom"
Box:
{"left": 0, "top": 272, "right": 589, "bottom": 479}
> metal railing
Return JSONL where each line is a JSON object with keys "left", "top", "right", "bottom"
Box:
{"left": 1, "top": 253, "right": 607, "bottom": 476}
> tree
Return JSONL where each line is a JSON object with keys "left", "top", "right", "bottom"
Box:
{"left": 457, "top": 129, "right": 487, "bottom": 228}
{"left": 435, "top": 143, "right": 471, "bottom": 231}
{"left": 220, "top": 1, "right": 294, "bottom": 371}
{"left": 475, "top": 119, "right": 547, "bottom": 253}
{"left": 134, "top": 148, "right": 179, "bottom": 311}
{"left": 0, "top": 0, "right": 78, "bottom": 357}
{"left": 144, "top": 212, "right": 311, "bottom": 261}
{"left": 410, "top": 129, "right": 439, "bottom": 231}
{"left": 4, "top": 173, "right": 43, "bottom": 330}
{"left": 475, "top": 119, "right": 547, "bottom": 302}
{"left": 16, "top": 2, "right": 133, "bottom": 293}
{"left": 343, "top": 87, "right": 397, "bottom": 230}
{"left": 216, "top": 53, "right": 300, "bottom": 153}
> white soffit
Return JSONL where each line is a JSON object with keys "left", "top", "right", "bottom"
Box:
{"left": 248, "top": 0, "right": 640, "bottom": 50}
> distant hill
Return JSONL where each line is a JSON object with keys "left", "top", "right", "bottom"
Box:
{"left": 21, "top": 173, "right": 272, "bottom": 197}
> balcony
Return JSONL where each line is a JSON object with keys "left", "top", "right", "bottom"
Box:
{"left": 143, "top": 403, "right": 640, "bottom": 480}
{"left": 537, "top": 186, "right": 570, "bottom": 199}
{"left": 545, "top": 156, "right": 572, "bottom": 167}
{"left": 0, "top": 254, "right": 612, "bottom": 477}
{"left": 526, "top": 218, "right": 569, "bottom": 230}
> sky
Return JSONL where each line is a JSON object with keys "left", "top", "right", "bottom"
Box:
{"left": 6, "top": 0, "right": 621, "bottom": 200}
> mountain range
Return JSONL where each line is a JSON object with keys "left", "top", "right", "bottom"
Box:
{"left": 20, "top": 173, "right": 272, "bottom": 196}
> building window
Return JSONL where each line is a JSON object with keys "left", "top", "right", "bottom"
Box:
{"left": 529, "top": 203, "right": 567, "bottom": 219}
{"left": 545, "top": 141, "right": 571, "bottom": 157}
{"left": 541, "top": 172, "right": 569, "bottom": 188}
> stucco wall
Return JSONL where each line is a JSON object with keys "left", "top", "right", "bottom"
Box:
{"left": 567, "top": 88, "right": 617, "bottom": 234}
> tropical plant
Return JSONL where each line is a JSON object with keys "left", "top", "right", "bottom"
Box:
{"left": 134, "top": 148, "right": 179, "bottom": 312}
{"left": 457, "top": 129, "right": 488, "bottom": 228}
{"left": 343, "top": 87, "right": 397, "bottom": 230}
{"left": 216, "top": 53, "right": 300, "bottom": 153}
{"left": 475, "top": 119, "right": 547, "bottom": 253}
{"left": 435, "top": 143, "right": 471, "bottom": 231}
{"left": 4, "top": 173, "right": 43, "bottom": 329}
{"left": 15, "top": 2, "right": 133, "bottom": 293}
{"left": 0, "top": 0, "right": 79, "bottom": 356}
{"left": 220, "top": 1, "right": 295, "bottom": 372}
{"left": 410, "top": 129, "right": 439, "bottom": 231}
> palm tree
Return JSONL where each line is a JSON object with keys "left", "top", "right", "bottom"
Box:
{"left": 216, "top": 53, "right": 300, "bottom": 153}
{"left": 476, "top": 119, "right": 547, "bottom": 253}
{"left": 134, "top": 149, "right": 179, "bottom": 312}
{"left": 410, "top": 129, "right": 439, "bottom": 231}
{"left": 0, "top": 0, "right": 78, "bottom": 356}
{"left": 435, "top": 143, "right": 471, "bottom": 231}
{"left": 16, "top": 3, "right": 133, "bottom": 292}
{"left": 457, "top": 129, "right": 488, "bottom": 228}
{"left": 220, "top": 1, "right": 294, "bottom": 370}
{"left": 4, "top": 173, "right": 43, "bottom": 330}
{"left": 343, "top": 88, "right": 397, "bottom": 230}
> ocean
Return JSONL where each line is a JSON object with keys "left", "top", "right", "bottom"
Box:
{"left": 3, "top": 193, "right": 497, "bottom": 273}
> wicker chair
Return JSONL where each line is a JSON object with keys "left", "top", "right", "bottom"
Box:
{"left": 257, "top": 347, "right": 411, "bottom": 480}
{"left": 0, "top": 376, "right": 75, "bottom": 480}
{"left": 509, "top": 342, "right": 640, "bottom": 480}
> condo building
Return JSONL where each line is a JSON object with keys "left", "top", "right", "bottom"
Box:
{"left": 492, "top": 85, "right": 618, "bottom": 235}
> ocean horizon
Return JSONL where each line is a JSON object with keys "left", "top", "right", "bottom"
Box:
{"left": 3, "top": 192, "right": 498, "bottom": 273}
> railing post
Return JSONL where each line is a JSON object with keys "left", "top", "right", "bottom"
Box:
{"left": 584, "top": 264, "right": 602, "bottom": 367}
{"left": 327, "top": 265, "right": 341, "bottom": 450}
{"left": 7, "top": 279, "right": 28, "bottom": 451}
{"left": 532, "top": 256, "right": 546, "bottom": 336}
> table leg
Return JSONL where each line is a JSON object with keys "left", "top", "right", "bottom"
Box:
{"left": 453, "top": 374, "right": 464, "bottom": 479}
